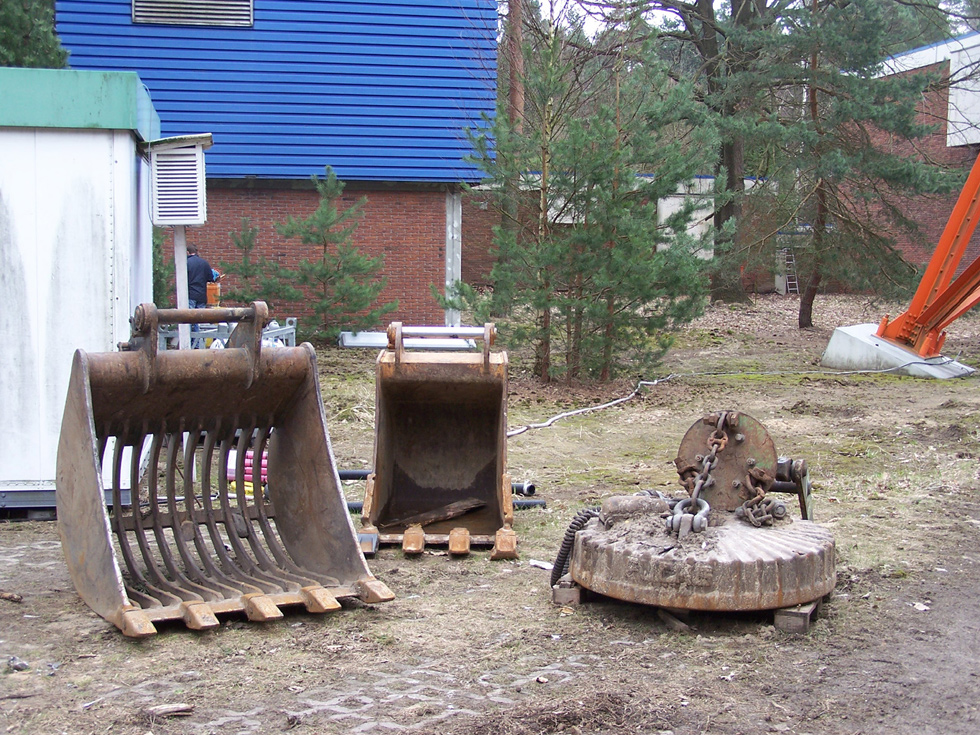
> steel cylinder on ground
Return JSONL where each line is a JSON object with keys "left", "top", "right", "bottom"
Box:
{"left": 56, "top": 302, "right": 393, "bottom": 637}
{"left": 359, "top": 323, "right": 516, "bottom": 558}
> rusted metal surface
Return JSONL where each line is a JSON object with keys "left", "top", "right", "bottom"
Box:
{"left": 675, "top": 412, "right": 777, "bottom": 513}
{"left": 56, "top": 302, "right": 393, "bottom": 637}
{"left": 448, "top": 527, "right": 471, "bottom": 555}
{"left": 567, "top": 412, "right": 835, "bottom": 612}
{"left": 570, "top": 509, "right": 836, "bottom": 611}
{"left": 359, "top": 322, "right": 516, "bottom": 558}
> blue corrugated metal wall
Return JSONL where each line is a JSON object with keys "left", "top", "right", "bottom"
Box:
{"left": 56, "top": 1, "right": 497, "bottom": 182}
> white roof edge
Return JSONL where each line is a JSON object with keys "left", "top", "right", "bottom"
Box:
{"left": 884, "top": 32, "right": 980, "bottom": 74}
{"left": 145, "top": 133, "right": 214, "bottom": 152}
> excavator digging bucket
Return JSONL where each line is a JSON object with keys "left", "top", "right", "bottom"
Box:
{"left": 359, "top": 324, "right": 516, "bottom": 559}
{"left": 56, "top": 302, "right": 393, "bottom": 638}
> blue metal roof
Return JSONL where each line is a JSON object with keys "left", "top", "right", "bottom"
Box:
{"left": 56, "top": 0, "right": 497, "bottom": 182}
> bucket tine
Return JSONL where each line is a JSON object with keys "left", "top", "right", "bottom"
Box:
{"left": 246, "top": 428, "right": 305, "bottom": 570}
{"left": 118, "top": 435, "right": 167, "bottom": 610}
{"left": 217, "top": 430, "right": 294, "bottom": 591}
{"left": 248, "top": 425, "right": 340, "bottom": 587}
{"left": 232, "top": 425, "right": 284, "bottom": 574}
{"left": 165, "top": 427, "right": 240, "bottom": 601}
{"left": 109, "top": 446, "right": 165, "bottom": 609}
{"left": 247, "top": 424, "right": 295, "bottom": 569}
{"left": 57, "top": 301, "right": 393, "bottom": 636}
{"left": 229, "top": 424, "right": 320, "bottom": 589}
{"left": 190, "top": 425, "right": 266, "bottom": 597}
{"left": 201, "top": 429, "right": 279, "bottom": 594}
{"left": 139, "top": 432, "right": 197, "bottom": 601}
{"left": 111, "top": 433, "right": 186, "bottom": 607}
{"left": 149, "top": 432, "right": 222, "bottom": 603}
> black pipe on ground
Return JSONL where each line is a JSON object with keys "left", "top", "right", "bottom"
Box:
{"left": 338, "top": 469, "right": 371, "bottom": 481}
{"left": 512, "top": 480, "right": 536, "bottom": 496}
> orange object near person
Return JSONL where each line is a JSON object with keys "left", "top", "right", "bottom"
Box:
{"left": 206, "top": 281, "right": 220, "bottom": 306}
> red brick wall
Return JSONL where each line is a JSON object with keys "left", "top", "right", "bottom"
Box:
{"left": 872, "top": 61, "right": 980, "bottom": 271}
{"left": 461, "top": 190, "right": 500, "bottom": 285}
{"left": 166, "top": 183, "right": 448, "bottom": 327}
{"left": 460, "top": 189, "right": 545, "bottom": 286}
{"left": 735, "top": 187, "right": 785, "bottom": 293}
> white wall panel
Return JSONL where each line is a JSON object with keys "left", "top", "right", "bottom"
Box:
{"left": 0, "top": 127, "right": 149, "bottom": 492}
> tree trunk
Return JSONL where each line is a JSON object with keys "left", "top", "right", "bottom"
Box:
{"left": 570, "top": 304, "right": 582, "bottom": 381}
{"left": 537, "top": 304, "right": 551, "bottom": 382}
{"left": 507, "top": 0, "right": 524, "bottom": 134}
{"left": 498, "top": 0, "right": 525, "bottom": 292}
{"left": 600, "top": 295, "right": 614, "bottom": 382}
{"left": 714, "top": 138, "right": 745, "bottom": 233}
{"left": 709, "top": 136, "right": 750, "bottom": 304}
{"left": 533, "top": 62, "right": 553, "bottom": 383}
{"left": 567, "top": 272, "right": 583, "bottom": 382}
{"left": 799, "top": 269, "right": 821, "bottom": 328}
{"left": 799, "top": 179, "right": 827, "bottom": 328}
{"left": 800, "top": 13, "right": 823, "bottom": 331}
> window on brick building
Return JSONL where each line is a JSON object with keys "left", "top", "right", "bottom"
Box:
{"left": 133, "top": 0, "right": 253, "bottom": 27}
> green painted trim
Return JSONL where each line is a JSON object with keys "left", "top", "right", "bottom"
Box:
{"left": 0, "top": 68, "right": 161, "bottom": 141}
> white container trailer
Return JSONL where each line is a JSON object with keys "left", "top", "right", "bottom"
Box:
{"left": 0, "top": 68, "right": 160, "bottom": 511}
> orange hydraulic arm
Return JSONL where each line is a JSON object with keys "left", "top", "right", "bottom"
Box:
{"left": 877, "top": 153, "right": 980, "bottom": 358}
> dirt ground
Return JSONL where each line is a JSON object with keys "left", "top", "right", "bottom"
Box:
{"left": 2, "top": 294, "right": 979, "bottom": 735}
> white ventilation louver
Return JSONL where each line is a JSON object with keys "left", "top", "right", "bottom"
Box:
{"left": 133, "top": 0, "right": 253, "bottom": 27}
{"left": 148, "top": 134, "right": 212, "bottom": 227}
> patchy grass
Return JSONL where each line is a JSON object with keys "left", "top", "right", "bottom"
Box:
{"left": 3, "top": 295, "right": 980, "bottom": 735}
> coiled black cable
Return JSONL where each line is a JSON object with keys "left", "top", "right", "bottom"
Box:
{"left": 550, "top": 506, "right": 601, "bottom": 588}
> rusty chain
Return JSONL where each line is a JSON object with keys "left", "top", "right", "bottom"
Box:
{"left": 667, "top": 412, "right": 730, "bottom": 538}
{"left": 671, "top": 411, "right": 790, "bottom": 534}
{"left": 735, "top": 462, "right": 786, "bottom": 527}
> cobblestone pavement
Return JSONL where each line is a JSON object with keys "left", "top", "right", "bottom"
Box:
{"left": 194, "top": 655, "right": 597, "bottom": 733}
{"left": 72, "top": 652, "right": 599, "bottom": 733}
{"left": 0, "top": 530, "right": 601, "bottom": 734}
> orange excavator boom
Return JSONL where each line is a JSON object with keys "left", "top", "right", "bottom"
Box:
{"left": 877, "top": 153, "right": 980, "bottom": 357}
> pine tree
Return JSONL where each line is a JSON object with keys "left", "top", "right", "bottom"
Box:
{"left": 0, "top": 1, "right": 68, "bottom": 68}
{"left": 463, "top": 8, "right": 716, "bottom": 381}
{"left": 584, "top": 0, "right": 960, "bottom": 317}
{"left": 151, "top": 228, "right": 174, "bottom": 308}
{"left": 276, "top": 167, "right": 397, "bottom": 340}
{"left": 580, "top": 0, "right": 962, "bottom": 326}
{"left": 755, "top": 0, "right": 960, "bottom": 327}
{"left": 219, "top": 218, "right": 303, "bottom": 311}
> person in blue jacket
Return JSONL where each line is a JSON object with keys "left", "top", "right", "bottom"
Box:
{"left": 186, "top": 244, "right": 217, "bottom": 308}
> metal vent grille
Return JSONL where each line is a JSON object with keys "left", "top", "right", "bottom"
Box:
{"left": 151, "top": 148, "right": 207, "bottom": 226}
{"left": 133, "top": 0, "right": 253, "bottom": 27}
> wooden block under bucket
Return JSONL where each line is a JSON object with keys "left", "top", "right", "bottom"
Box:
{"left": 774, "top": 599, "right": 822, "bottom": 634}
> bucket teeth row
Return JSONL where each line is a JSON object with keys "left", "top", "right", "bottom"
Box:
{"left": 92, "top": 425, "right": 376, "bottom": 634}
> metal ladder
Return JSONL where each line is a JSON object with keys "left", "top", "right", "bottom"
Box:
{"left": 783, "top": 248, "right": 800, "bottom": 295}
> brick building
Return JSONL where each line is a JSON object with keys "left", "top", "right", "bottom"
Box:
{"left": 56, "top": 0, "right": 496, "bottom": 327}
{"left": 879, "top": 33, "right": 980, "bottom": 270}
